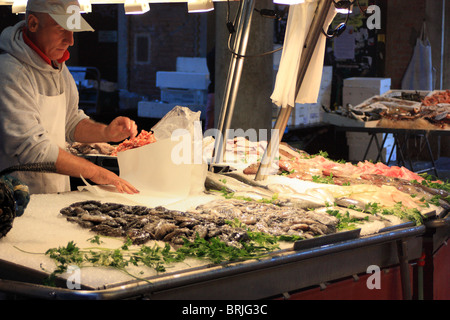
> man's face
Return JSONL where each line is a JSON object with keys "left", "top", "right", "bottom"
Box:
{"left": 28, "top": 13, "right": 74, "bottom": 61}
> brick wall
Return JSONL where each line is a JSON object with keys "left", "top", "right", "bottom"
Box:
{"left": 127, "top": 3, "right": 204, "bottom": 98}
{"left": 385, "top": 0, "right": 450, "bottom": 90}
{"left": 384, "top": 0, "right": 427, "bottom": 89}
{"left": 73, "top": 5, "right": 118, "bottom": 82}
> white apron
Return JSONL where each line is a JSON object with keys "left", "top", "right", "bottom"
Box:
{"left": 401, "top": 22, "right": 435, "bottom": 90}
{"left": 15, "top": 92, "right": 70, "bottom": 194}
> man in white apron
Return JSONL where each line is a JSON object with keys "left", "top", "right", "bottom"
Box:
{"left": 0, "top": 0, "right": 139, "bottom": 194}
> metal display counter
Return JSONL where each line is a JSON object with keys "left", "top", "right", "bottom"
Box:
{"left": 420, "top": 212, "right": 450, "bottom": 300}
{"left": 1, "top": 217, "right": 448, "bottom": 300}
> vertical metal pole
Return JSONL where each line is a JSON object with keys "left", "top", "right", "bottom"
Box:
{"left": 440, "top": 0, "right": 445, "bottom": 90}
{"left": 211, "top": 0, "right": 256, "bottom": 165}
{"left": 255, "top": 104, "right": 290, "bottom": 178}
{"left": 255, "top": 0, "right": 333, "bottom": 181}
{"left": 397, "top": 239, "right": 412, "bottom": 300}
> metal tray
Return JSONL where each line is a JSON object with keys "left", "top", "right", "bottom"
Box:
{"left": 293, "top": 228, "right": 361, "bottom": 251}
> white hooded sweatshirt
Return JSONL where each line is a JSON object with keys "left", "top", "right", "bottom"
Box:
{"left": 0, "top": 21, "right": 88, "bottom": 194}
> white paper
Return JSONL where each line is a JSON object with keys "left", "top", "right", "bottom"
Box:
{"left": 116, "top": 136, "right": 195, "bottom": 206}
{"left": 78, "top": 136, "right": 207, "bottom": 207}
{"left": 78, "top": 106, "right": 207, "bottom": 206}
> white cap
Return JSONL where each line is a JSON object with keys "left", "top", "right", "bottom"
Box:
{"left": 26, "top": 0, "right": 94, "bottom": 32}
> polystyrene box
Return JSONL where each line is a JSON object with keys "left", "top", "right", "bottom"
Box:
{"left": 346, "top": 132, "right": 396, "bottom": 162}
{"left": 290, "top": 104, "right": 309, "bottom": 126}
{"left": 344, "top": 77, "right": 391, "bottom": 89}
{"left": 156, "top": 71, "right": 210, "bottom": 90}
{"left": 343, "top": 77, "right": 391, "bottom": 107}
{"left": 176, "top": 57, "right": 209, "bottom": 73}
{"left": 138, "top": 101, "right": 205, "bottom": 119}
{"left": 287, "top": 66, "right": 333, "bottom": 127}
{"left": 160, "top": 88, "right": 207, "bottom": 105}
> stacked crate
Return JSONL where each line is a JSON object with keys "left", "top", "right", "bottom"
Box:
{"left": 287, "top": 66, "right": 333, "bottom": 127}
{"left": 138, "top": 57, "right": 209, "bottom": 119}
{"left": 156, "top": 57, "right": 210, "bottom": 106}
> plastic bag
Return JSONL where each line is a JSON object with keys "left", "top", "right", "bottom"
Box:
{"left": 151, "top": 106, "right": 207, "bottom": 195}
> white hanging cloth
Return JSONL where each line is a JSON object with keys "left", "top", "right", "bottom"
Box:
{"left": 271, "top": 0, "right": 337, "bottom": 108}
{"left": 401, "top": 21, "right": 435, "bottom": 91}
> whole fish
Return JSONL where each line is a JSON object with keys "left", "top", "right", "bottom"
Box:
{"left": 360, "top": 174, "right": 450, "bottom": 209}
{"left": 205, "top": 171, "right": 275, "bottom": 199}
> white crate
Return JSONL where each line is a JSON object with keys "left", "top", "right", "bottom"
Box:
{"left": 288, "top": 66, "right": 332, "bottom": 127}
{"left": 291, "top": 104, "right": 309, "bottom": 126}
{"left": 138, "top": 101, "right": 205, "bottom": 119}
{"left": 176, "top": 57, "right": 209, "bottom": 73}
{"left": 160, "top": 88, "right": 207, "bottom": 105}
{"left": 346, "top": 132, "right": 396, "bottom": 162}
{"left": 343, "top": 77, "right": 391, "bottom": 107}
{"left": 156, "top": 71, "right": 210, "bottom": 90}
{"left": 308, "top": 104, "right": 321, "bottom": 123}
{"left": 344, "top": 77, "right": 391, "bottom": 88}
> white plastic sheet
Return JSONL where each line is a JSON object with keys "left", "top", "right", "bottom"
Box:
{"left": 79, "top": 106, "right": 207, "bottom": 207}
{"left": 271, "top": 0, "right": 337, "bottom": 108}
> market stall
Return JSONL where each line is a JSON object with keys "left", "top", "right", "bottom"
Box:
{"left": 0, "top": 118, "right": 449, "bottom": 299}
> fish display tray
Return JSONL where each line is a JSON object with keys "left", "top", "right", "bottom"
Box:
{"left": 353, "top": 95, "right": 421, "bottom": 111}
{"left": 382, "top": 90, "right": 431, "bottom": 101}
{"left": 293, "top": 228, "right": 361, "bottom": 251}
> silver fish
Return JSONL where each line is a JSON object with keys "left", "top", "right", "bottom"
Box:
{"left": 335, "top": 197, "right": 367, "bottom": 210}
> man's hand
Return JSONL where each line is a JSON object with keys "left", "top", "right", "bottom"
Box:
{"left": 74, "top": 117, "right": 138, "bottom": 144}
{"left": 56, "top": 148, "right": 139, "bottom": 194}
{"left": 104, "top": 116, "right": 138, "bottom": 142}
{"left": 88, "top": 166, "right": 139, "bottom": 194}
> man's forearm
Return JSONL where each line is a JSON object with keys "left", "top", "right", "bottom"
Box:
{"left": 55, "top": 147, "right": 98, "bottom": 179}
{"left": 73, "top": 118, "right": 108, "bottom": 143}
{"left": 54, "top": 147, "right": 139, "bottom": 194}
